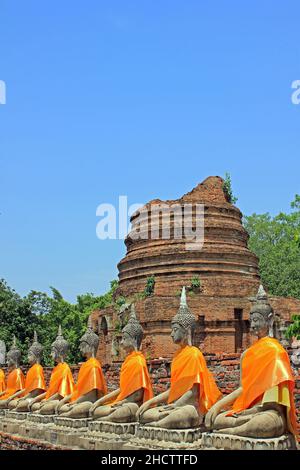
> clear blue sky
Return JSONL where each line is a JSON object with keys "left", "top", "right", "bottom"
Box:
{"left": 1, "top": 1, "right": 299, "bottom": 301}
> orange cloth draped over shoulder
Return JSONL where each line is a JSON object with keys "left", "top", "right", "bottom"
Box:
{"left": 228, "top": 336, "right": 297, "bottom": 435}
{"left": 45, "top": 362, "right": 75, "bottom": 399}
{"left": 0, "top": 369, "right": 6, "bottom": 393}
{"left": 0, "top": 368, "right": 25, "bottom": 400}
{"left": 70, "top": 357, "right": 107, "bottom": 402}
{"left": 22, "top": 364, "right": 46, "bottom": 396}
{"left": 168, "top": 345, "right": 222, "bottom": 414}
{"left": 111, "top": 351, "right": 153, "bottom": 404}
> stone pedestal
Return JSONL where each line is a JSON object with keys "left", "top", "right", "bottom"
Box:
{"left": 201, "top": 432, "right": 298, "bottom": 450}
{"left": 27, "top": 413, "right": 56, "bottom": 424}
{"left": 41, "top": 417, "right": 91, "bottom": 448}
{"left": 6, "top": 411, "right": 28, "bottom": 419}
{"left": 0, "top": 411, "right": 28, "bottom": 434}
{"left": 0, "top": 409, "right": 8, "bottom": 418}
{"left": 79, "top": 421, "right": 138, "bottom": 450}
{"left": 123, "top": 425, "right": 203, "bottom": 450}
{"left": 18, "top": 413, "right": 56, "bottom": 439}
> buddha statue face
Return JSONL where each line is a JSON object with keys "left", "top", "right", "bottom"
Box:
{"left": 27, "top": 350, "right": 37, "bottom": 366}
{"left": 51, "top": 346, "right": 60, "bottom": 363}
{"left": 171, "top": 322, "right": 189, "bottom": 345}
{"left": 120, "top": 331, "right": 136, "bottom": 353}
{"left": 79, "top": 339, "right": 92, "bottom": 358}
{"left": 79, "top": 319, "right": 99, "bottom": 359}
{"left": 250, "top": 311, "right": 269, "bottom": 338}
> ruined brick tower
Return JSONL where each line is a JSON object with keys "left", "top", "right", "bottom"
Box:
{"left": 92, "top": 176, "right": 300, "bottom": 364}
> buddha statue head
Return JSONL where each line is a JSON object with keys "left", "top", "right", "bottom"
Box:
{"left": 51, "top": 325, "right": 69, "bottom": 363}
{"left": 120, "top": 304, "right": 143, "bottom": 353}
{"left": 250, "top": 285, "right": 274, "bottom": 339}
{"left": 171, "top": 287, "right": 196, "bottom": 347}
{"left": 7, "top": 335, "right": 21, "bottom": 370}
{"left": 79, "top": 316, "right": 99, "bottom": 358}
{"left": 28, "top": 331, "right": 43, "bottom": 366}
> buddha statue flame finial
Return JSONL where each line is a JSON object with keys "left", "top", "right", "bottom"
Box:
{"left": 172, "top": 286, "right": 197, "bottom": 333}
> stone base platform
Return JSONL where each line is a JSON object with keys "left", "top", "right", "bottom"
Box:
{"left": 123, "top": 425, "right": 203, "bottom": 450}
{"left": 27, "top": 413, "right": 56, "bottom": 425}
{"left": 201, "top": 432, "right": 298, "bottom": 450}
{"left": 6, "top": 411, "right": 28, "bottom": 420}
{"left": 0, "top": 411, "right": 29, "bottom": 434}
{"left": 41, "top": 417, "right": 91, "bottom": 448}
{"left": 79, "top": 421, "right": 138, "bottom": 450}
{"left": 0, "top": 409, "right": 8, "bottom": 418}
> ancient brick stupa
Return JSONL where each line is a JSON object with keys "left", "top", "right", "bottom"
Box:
{"left": 92, "top": 176, "right": 300, "bottom": 364}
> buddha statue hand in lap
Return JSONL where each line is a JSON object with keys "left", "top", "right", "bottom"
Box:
{"left": 30, "top": 325, "right": 75, "bottom": 415}
{"left": 8, "top": 331, "right": 46, "bottom": 411}
{"left": 137, "top": 287, "right": 222, "bottom": 429}
{"left": 0, "top": 336, "right": 25, "bottom": 409}
{"left": 56, "top": 316, "right": 107, "bottom": 418}
{"left": 205, "top": 285, "right": 298, "bottom": 439}
{"left": 89, "top": 304, "right": 153, "bottom": 423}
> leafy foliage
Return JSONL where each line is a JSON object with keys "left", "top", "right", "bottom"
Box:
{"left": 244, "top": 195, "right": 300, "bottom": 299}
{"left": 0, "top": 279, "right": 118, "bottom": 365}
{"left": 286, "top": 314, "right": 300, "bottom": 340}
{"left": 191, "top": 276, "right": 201, "bottom": 290}
{"left": 223, "top": 172, "right": 238, "bottom": 204}
{"left": 144, "top": 275, "right": 155, "bottom": 297}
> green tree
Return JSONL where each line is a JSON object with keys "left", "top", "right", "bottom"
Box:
{"left": 0, "top": 279, "right": 39, "bottom": 360}
{"left": 244, "top": 195, "right": 300, "bottom": 299}
{"left": 0, "top": 279, "right": 119, "bottom": 366}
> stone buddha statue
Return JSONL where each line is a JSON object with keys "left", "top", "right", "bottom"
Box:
{"left": 89, "top": 304, "right": 153, "bottom": 423}
{"left": 0, "top": 336, "right": 25, "bottom": 409}
{"left": 0, "top": 340, "right": 6, "bottom": 393}
{"left": 55, "top": 317, "right": 107, "bottom": 418}
{"left": 30, "top": 326, "right": 75, "bottom": 414}
{"left": 137, "top": 287, "right": 221, "bottom": 429}
{"left": 205, "top": 285, "right": 298, "bottom": 438}
{"left": 8, "top": 331, "right": 46, "bottom": 411}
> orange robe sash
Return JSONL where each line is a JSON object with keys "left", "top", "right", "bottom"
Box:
{"left": 45, "top": 362, "right": 75, "bottom": 399}
{"left": 70, "top": 357, "right": 107, "bottom": 402}
{"left": 229, "top": 337, "right": 297, "bottom": 435}
{"left": 168, "top": 345, "right": 222, "bottom": 414}
{"left": 0, "top": 369, "right": 6, "bottom": 393}
{"left": 23, "top": 364, "right": 46, "bottom": 396}
{"left": 112, "top": 351, "right": 153, "bottom": 404}
{"left": 0, "top": 368, "right": 25, "bottom": 400}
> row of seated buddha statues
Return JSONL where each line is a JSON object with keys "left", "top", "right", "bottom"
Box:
{"left": 0, "top": 285, "right": 298, "bottom": 443}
